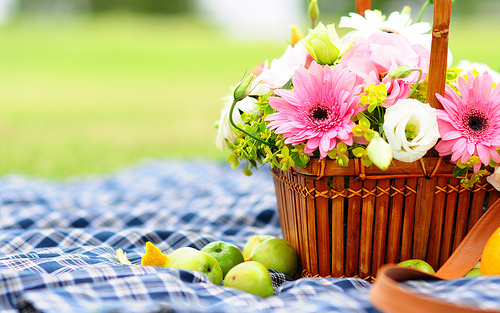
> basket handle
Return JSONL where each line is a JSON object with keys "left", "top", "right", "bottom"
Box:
{"left": 426, "top": 0, "right": 452, "bottom": 110}
{"left": 355, "top": 0, "right": 371, "bottom": 15}
{"left": 370, "top": 197, "right": 500, "bottom": 313}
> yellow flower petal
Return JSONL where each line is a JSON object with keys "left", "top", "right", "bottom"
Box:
{"left": 141, "top": 242, "right": 170, "bottom": 267}
{"left": 116, "top": 249, "right": 133, "bottom": 265}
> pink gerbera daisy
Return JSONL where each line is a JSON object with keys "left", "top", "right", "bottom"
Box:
{"left": 435, "top": 71, "right": 500, "bottom": 172}
{"left": 265, "top": 62, "right": 363, "bottom": 158}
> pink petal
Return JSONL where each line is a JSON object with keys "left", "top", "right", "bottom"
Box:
{"left": 452, "top": 137, "right": 467, "bottom": 154}
{"left": 441, "top": 129, "right": 462, "bottom": 141}
{"left": 476, "top": 144, "right": 491, "bottom": 166}
{"left": 473, "top": 163, "right": 481, "bottom": 173}
{"left": 467, "top": 142, "right": 476, "bottom": 156}
{"left": 435, "top": 139, "right": 455, "bottom": 155}
{"left": 491, "top": 149, "right": 500, "bottom": 163}
{"left": 320, "top": 135, "right": 331, "bottom": 156}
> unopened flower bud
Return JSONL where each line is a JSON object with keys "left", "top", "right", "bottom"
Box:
{"left": 401, "top": 6, "right": 412, "bottom": 16}
{"left": 366, "top": 133, "right": 393, "bottom": 170}
{"left": 389, "top": 65, "right": 413, "bottom": 79}
{"left": 290, "top": 25, "right": 303, "bottom": 47}
{"left": 233, "top": 74, "right": 255, "bottom": 101}
{"left": 301, "top": 22, "right": 341, "bottom": 65}
{"left": 308, "top": 0, "right": 319, "bottom": 21}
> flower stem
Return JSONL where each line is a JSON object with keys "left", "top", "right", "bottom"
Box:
{"left": 228, "top": 99, "right": 276, "bottom": 148}
{"left": 417, "top": 0, "right": 431, "bottom": 23}
{"left": 358, "top": 111, "right": 379, "bottom": 124}
{"left": 407, "top": 68, "right": 423, "bottom": 99}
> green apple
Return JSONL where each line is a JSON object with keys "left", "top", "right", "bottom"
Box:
{"left": 172, "top": 250, "right": 223, "bottom": 285}
{"left": 201, "top": 241, "right": 244, "bottom": 277}
{"left": 397, "top": 259, "right": 435, "bottom": 274}
{"left": 242, "top": 235, "right": 276, "bottom": 260}
{"left": 165, "top": 247, "right": 198, "bottom": 268}
{"left": 224, "top": 261, "right": 274, "bottom": 298}
{"left": 251, "top": 238, "right": 300, "bottom": 278}
{"left": 464, "top": 268, "right": 482, "bottom": 277}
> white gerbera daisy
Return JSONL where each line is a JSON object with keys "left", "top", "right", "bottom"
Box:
{"left": 339, "top": 9, "right": 431, "bottom": 48}
{"left": 456, "top": 60, "right": 500, "bottom": 84}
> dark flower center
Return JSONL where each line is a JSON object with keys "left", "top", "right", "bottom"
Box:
{"left": 462, "top": 109, "right": 489, "bottom": 135}
{"left": 310, "top": 106, "right": 330, "bottom": 121}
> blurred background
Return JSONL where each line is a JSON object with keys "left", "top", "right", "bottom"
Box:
{"left": 0, "top": 0, "right": 498, "bottom": 178}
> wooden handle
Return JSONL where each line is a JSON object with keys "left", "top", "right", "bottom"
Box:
{"left": 426, "top": 0, "right": 452, "bottom": 109}
{"left": 355, "top": 0, "right": 371, "bottom": 15}
{"left": 371, "top": 197, "right": 500, "bottom": 313}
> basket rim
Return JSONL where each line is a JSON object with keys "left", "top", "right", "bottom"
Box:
{"left": 291, "top": 156, "right": 492, "bottom": 179}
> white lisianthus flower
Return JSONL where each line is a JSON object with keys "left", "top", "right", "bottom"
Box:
{"left": 253, "top": 41, "right": 310, "bottom": 94}
{"left": 215, "top": 95, "right": 258, "bottom": 150}
{"left": 366, "top": 132, "right": 393, "bottom": 170}
{"left": 456, "top": 60, "right": 500, "bottom": 84}
{"left": 383, "top": 99, "right": 440, "bottom": 162}
{"left": 487, "top": 167, "right": 500, "bottom": 191}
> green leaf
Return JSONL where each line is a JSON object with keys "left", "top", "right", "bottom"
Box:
{"left": 351, "top": 125, "right": 364, "bottom": 137}
{"left": 338, "top": 154, "right": 349, "bottom": 167}
{"left": 453, "top": 166, "right": 467, "bottom": 177}
{"left": 243, "top": 169, "right": 253, "bottom": 176}
{"left": 263, "top": 104, "right": 275, "bottom": 116}
{"left": 281, "top": 78, "right": 293, "bottom": 90}
{"left": 361, "top": 156, "right": 372, "bottom": 167}
{"left": 352, "top": 147, "right": 366, "bottom": 158}
{"left": 291, "top": 152, "right": 306, "bottom": 168}
{"left": 258, "top": 121, "right": 266, "bottom": 132}
{"left": 244, "top": 125, "right": 253, "bottom": 133}
{"left": 272, "top": 158, "right": 280, "bottom": 168}
{"left": 364, "top": 131, "right": 375, "bottom": 142}
{"left": 300, "top": 153, "right": 310, "bottom": 164}
{"left": 337, "top": 142, "right": 347, "bottom": 154}
{"left": 280, "top": 162, "right": 289, "bottom": 171}
{"left": 327, "top": 149, "right": 338, "bottom": 159}
{"left": 281, "top": 146, "right": 290, "bottom": 158}
{"left": 359, "top": 117, "right": 371, "bottom": 128}
{"left": 489, "top": 159, "right": 500, "bottom": 167}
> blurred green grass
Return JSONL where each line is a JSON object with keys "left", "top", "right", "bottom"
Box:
{"left": 0, "top": 13, "right": 498, "bottom": 178}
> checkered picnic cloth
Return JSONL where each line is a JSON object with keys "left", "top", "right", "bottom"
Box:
{"left": 0, "top": 159, "right": 499, "bottom": 313}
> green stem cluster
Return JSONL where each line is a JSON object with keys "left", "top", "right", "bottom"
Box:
{"left": 228, "top": 99, "right": 276, "bottom": 149}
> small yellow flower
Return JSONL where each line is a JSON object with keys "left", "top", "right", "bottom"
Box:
{"left": 360, "top": 83, "right": 387, "bottom": 112}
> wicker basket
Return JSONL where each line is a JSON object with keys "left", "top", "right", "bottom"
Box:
{"left": 272, "top": 158, "right": 500, "bottom": 280}
{"left": 271, "top": 0, "right": 500, "bottom": 280}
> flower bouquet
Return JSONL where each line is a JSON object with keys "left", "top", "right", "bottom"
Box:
{"left": 216, "top": 0, "right": 500, "bottom": 279}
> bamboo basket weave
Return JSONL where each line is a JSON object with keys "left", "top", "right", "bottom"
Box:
{"left": 271, "top": 0, "right": 500, "bottom": 280}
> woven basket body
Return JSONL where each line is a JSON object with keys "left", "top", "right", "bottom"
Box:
{"left": 272, "top": 157, "right": 500, "bottom": 280}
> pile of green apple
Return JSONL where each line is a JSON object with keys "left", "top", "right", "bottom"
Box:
{"left": 123, "top": 235, "right": 299, "bottom": 298}
{"left": 396, "top": 259, "right": 481, "bottom": 277}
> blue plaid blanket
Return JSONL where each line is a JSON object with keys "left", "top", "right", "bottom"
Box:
{"left": 0, "top": 160, "right": 499, "bottom": 313}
